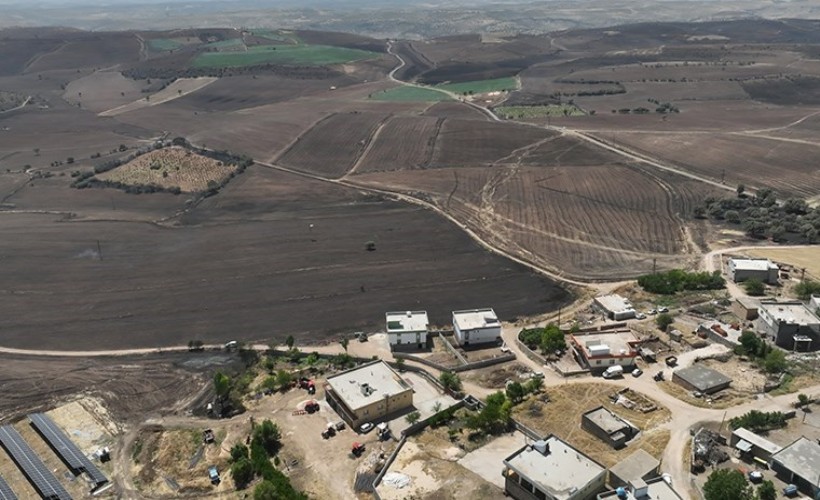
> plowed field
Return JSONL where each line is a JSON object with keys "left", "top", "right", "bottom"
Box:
{"left": 429, "top": 119, "right": 552, "bottom": 167}
{"left": 355, "top": 116, "right": 442, "bottom": 173}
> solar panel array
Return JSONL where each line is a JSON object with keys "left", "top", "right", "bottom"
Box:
{"left": 28, "top": 414, "right": 108, "bottom": 489}
{"left": 0, "top": 474, "right": 17, "bottom": 500}
{"left": 0, "top": 425, "right": 72, "bottom": 500}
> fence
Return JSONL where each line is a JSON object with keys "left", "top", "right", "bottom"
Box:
{"left": 439, "top": 333, "right": 468, "bottom": 365}
{"left": 392, "top": 351, "right": 516, "bottom": 373}
{"left": 514, "top": 336, "right": 546, "bottom": 365}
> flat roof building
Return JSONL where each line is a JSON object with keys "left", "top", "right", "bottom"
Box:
{"left": 385, "top": 310, "right": 429, "bottom": 351}
{"left": 672, "top": 365, "right": 732, "bottom": 394}
{"left": 728, "top": 258, "right": 779, "bottom": 284}
{"left": 593, "top": 295, "right": 636, "bottom": 321}
{"left": 758, "top": 300, "right": 820, "bottom": 351}
{"left": 581, "top": 406, "right": 639, "bottom": 449}
{"left": 732, "top": 297, "right": 759, "bottom": 321}
{"left": 730, "top": 428, "right": 782, "bottom": 463}
{"left": 325, "top": 360, "right": 413, "bottom": 428}
{"left": 770, "top": 437, "right": 820, "bottom": 498}
{"left": 597, "top": 477, "right": 683, "bottom": 500}
{"left": 452, "top": 308, "right": 501, "bottom": 346}
{"left": 608, "top": 449, "right": 660, "bottom": 488}
{"left": 503, "top": 435, "right": 607, "bottom": 500}
{"left": 570, "top": 331, "right": 639, "bottom": 371}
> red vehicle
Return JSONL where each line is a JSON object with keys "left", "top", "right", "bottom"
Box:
{"left": 352, "top": 442, "right": 365, "bottom": 457}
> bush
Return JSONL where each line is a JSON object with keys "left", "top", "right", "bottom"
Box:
{"left": 253, "top": 419, "right": 282, "bottom": 455}
{"left": 439, "top": 371, "right": 462, "bottom": 392}
{"left": 505, "top": 382, "right": 526, "bottom": 404}
{"left": 729, "top": 410, "right": 787, "bottom": 432}
{"left": 230, "top": 443, "right": 249, "bottom": 463}
{"left": 763, "top": 349, "right": 787, "bottom": 374}
{"left": 655, "top": 313, "right": 674, "bottom": 331}
{"left": 757, "top": 480, "right": 776, "bottom": 500}
{"left": 743, "top": 278, "right": 765, "bottom": 296}
{"left": 637, "top": 269, "right": 725, "bottom": 294}
{"left": 230, "top": 457, "right": 254, "bottom": 489}
{"left": 794, "top": 280, "right": 820, "bottom": 300}
{"left": 703, "top": 469, "right": 754, "bottom": 500}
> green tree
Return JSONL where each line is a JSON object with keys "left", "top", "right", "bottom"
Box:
{"left": 763, "top": 349, "right": 787, "bottom": 373}
{"left": 525, "top": 377, "right": 544, "bottom": 394}
{"left": 739, "top": 331, "right": 762, "bottom": 356}
{"left": 213, "top": 372, "right": 231, "bottom": 401}
{"left": 736, "top": 184, "right": 745, "bottom": 196}
{"left": 230, "top": 443, "right": 249, "bottom": 462}
{"left": 254, "top": 480, "right": 278, "bottom": 500}
{"left": 703, "top": 469, "right": 754, "bottom": 500}
{"left": 439, "top": 371, "right": 462, "bottom": 392}
{"left": 261, "top": 376, "right": 277, "bottom": 392}
{"left": 405, "top": 411, "right": 421, "bottom": 425}
{"left": 253, "top": 419, "right": 282, "bottom": 455}
{"left": 725, "top": 210, "right": 741, "bottom": 224}
{"left": 506, "top": 381, "right": 526, "bottom": 404}
{"left": 797, "top": 393, "right": 811, "bottom": 407}
{"left": 395, "top": 357, "right": 405, "bottom": 371}
{"left": 794, "top": 280, "right": 820, "bottom": 300}
{"left": 275, "top": 370, "right": 293, "bottom": 391}
{"left": 757, "top": 480, "right": 776, "bottom": 500}
{"left": 230, "top": 457, "right": 254, "bottom": 489}
{"left": 540, "top": 324, "right": 566, "bottom": 355}
{"left": 285, "top": 335, "right": 295, "bottom": 350}
{"left": 743, "top": 278, "right": 765, "bottom": 296}
{"left": 655, "top": 313, "right": 674, "bottom": 331}
{"left": 340, "top": 338, "right": 349, "bottom": 353}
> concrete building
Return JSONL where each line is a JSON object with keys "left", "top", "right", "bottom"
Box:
{"left": 385, "top": 310, "right": 429, "bottom": 351}
{"left": 732, "top": 297, "right": 759, "bottom": 321}
{"left": 452, "top": 308, "right": 501, "bottom": 346}
{"left": 592, "top": 295, "right": 636, "bottom": 321}
{"left": 727, "top": 258, "right": 779, "bottom": 284}
{"left": 597, "top": 478, "right": 683, "bottom": 500}
{"left": 570, "top": 331, "right": 639, "bottom": 371}
{"left": 581, "top": 406, "right": 639, "bottom": 449}
{"left": 697, "top": 321, "right": 744, "bottom": 348}
{"left": 758, "top": 300, "right": 820, "bottom": 351}
{"left": 672, "top": 365, "right": 732, "bottom": 394}
{"left": 770, "top": 437, "right": 820, "bottom": 498}
{"left": 730, "top": 428, "right": 782, "bottom": 463}
{"left": 325, "top": 360, "right": 413, "bottom": 429}
{"left": 503, "top": 435, "right": 607, "bottom": 500}
{"left": 810, "top": 294, "right": 820, "bottom": 312}
{"left": 608, "top": 450, "right": 661, "bottom": 488}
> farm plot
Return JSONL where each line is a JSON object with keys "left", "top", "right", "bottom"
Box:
{"left": 95, "top": 146, "right": 238, "bottom": 192}
{"left": 0, "top": 38, "right": 63, "bottom": 76}
{"left": 369, "top": 85, "right": 452, "bottom": 102}
{"left": 63, "top": 70, "right": 151, "bottom": 113}
{"left": 98, "top": 77, "right": 218, "bottom": 116}
{"left": 429, "top": 119, "right": 553, "bottom": 167}
{"left": 604, "top": 131, "right": 820, "bottom": 197}
{"left": 350, "top": 161, "right": 700, "bottom": 280}
{"left": 278, "top": 112, "right": 388, "bottom": 178}
{"left": 436, "top": 76, "right": 519, "bottom": 94}
{"left": 25, "top": 34, "right": 141, "bottom": 73}
{"left": 423, "top": 101, "right": 489, "bottom": 120}
{"left": 355, "top": 116, "right": 442, "bottom": 173}
{"left": 191, "top": 44, "right": 378, "bottom": 68}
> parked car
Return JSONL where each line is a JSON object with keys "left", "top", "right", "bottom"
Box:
{"left": 783, "top": 484, "right": 798, "bottom": 497}
{"left": 748, "top": 471, "right": 764, "bottom": 483}
{"left": 635, "top": 312, "right": 647, "bottom": 320}
{"left": 359, "top": 422, "right": 374, "bottom": 433}
{"left": 658, "top": 306, "right": 669, "bottom": 313}
{"left": 648, "top": 309, "right": 657, "bottom": 315}
{"left": 632, "top": 368, "right": 643, "bottom": 378}
{"left": 208, "top": 466, "right": 220, "bottom": 485}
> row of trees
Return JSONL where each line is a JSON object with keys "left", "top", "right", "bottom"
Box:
{"left": 637, "top": 269, "right": 726, "bottom": 295}
{"left": 728, "top": 410, "right": 788, "bottom": 432}
{"left": 695, "top": 188, "right": 820, "bottom": 242}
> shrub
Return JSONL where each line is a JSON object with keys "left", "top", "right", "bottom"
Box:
{"left": 655, "top": 313, "right": 674, "bottom": 331}
{"left": 637, "top": 269, "right": 725, "bottom": 294}
{"left": 703, "top": 469, "right": 754, "bottom": 500}
{"left": 743, "top": 278, "right": 765, "bottom": 296}
{"left": 439, "top": 371, "right": 462, "bottom": 392}
{"left": 230, "top": 457, "right": 254, "bottom": 489}
{"left": 729, "top": 410, "right": 787, "bottom": 432}
{"left": 763, "top": 349, "right": 787, "bottom": 373}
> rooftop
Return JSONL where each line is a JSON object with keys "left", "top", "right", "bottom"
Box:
{"left": 595, "top": 294, "right": 634, "bottom": 313}
{"left": 452, "top": 308, "right": 499, "bottom": 330}
{"left": 571, "top": 331, "right": 639, "bottom": 358}
{"left": 609, "top": 449, "right": 660, "bottom": 483}
{"left": 771, "top": 436, "right": 820, "bottom": 481}
{"left": 326, "top": 360, "right": 411, "bottom": 412}
{"left": 674, "top": 365, "right": 732, "bottom": 392}
{"left": 385, "top": 310, "right": 429, "bottom": 333}
{"left": 698, "top": 321, "right": 744, "bottom": 345}
{"left": 504, "top": 435, "right": 605, "bottom": 500}
{"left": 584, "top": 407, "right": 632, "bottom": 434}
{"left": 759, "top": 301, "right": 820, "bottom": 325}
{"left": 732, "top": 428, "right": 782, "bottom": 456}
{"left": 729, "top": 258, "right": 778, "bottom": 271}
{"left": 598, "top": 478, "right": 683, "bottom": 500}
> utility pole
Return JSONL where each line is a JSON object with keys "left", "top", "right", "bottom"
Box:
{"left": 96, "top": 240, "right": 103, "bottom": 261}
{"left": 721, "top": 169, "right": 725, "bottom": 184}
{"left": 652, "top": 258, "right": 657, "bottom": 274}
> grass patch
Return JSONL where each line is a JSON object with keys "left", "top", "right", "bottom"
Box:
{"left": 496, "top": 104, "right": 586, "bottom": 119}
{"left": 436, "top": 76, "right": 518, "bottom": 95}
{"left": 192, "top": 44, "right": 377, "bottom": 68}
{"left": 147, "top": 39, "right": 182, "bottom": 51}
{"left": 204, "top": 38, "right": 245, "bottom": 50}
{"left": 369, "top": 86, "right": 453, "bottom": 102}
{"left": 251, "top": 30, "right": 299, "bottom": 44}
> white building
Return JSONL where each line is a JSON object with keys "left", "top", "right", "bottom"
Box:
{"left": 452, "top": 308, "right": 501, "bottom": 346}
{"left": 727, "top": 258, "right": 779, "bottom": 284}
{"left": 503, "top": 435, "right": 607, "bottom": 500}
{"left": 570, "top": 331, "right": 639, "bottom": 370}
{"left": 592, "top": 295, "right": 636, "bottom": 321}
{"left": 385, "top": 310, "right": 429, "bottom": 350}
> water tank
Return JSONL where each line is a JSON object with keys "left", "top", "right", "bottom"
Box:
{"left": 616, "top": 487, "right": 627, "bottom": 499}
{"left": 532, "top": 440, "right": 550, "bottom": 455}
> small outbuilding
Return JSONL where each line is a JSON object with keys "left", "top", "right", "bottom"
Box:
{"left": 730, "top": 427, "right": 782, "bottom": 463}
{"left": 672, "top": 365, "right": 732, "bottom": 394}
{"left": 581, "top": 406, "right": 639, "bottom": 449}
{"left": 732, "top": 297, "right": 759, "bottom": 321}
{"left": 608, "top": 449, "right": 661, "bottom": 488}
{"left": 593, "top": 294, "right": 636, "bottom": 321}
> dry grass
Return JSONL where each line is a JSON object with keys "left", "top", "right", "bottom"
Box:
{"left": 512, "top": 383, "right": 671, "bottom": 467}
{"left": 97, "top": 147, "right": 237, "bottom": 192}
{"left": 656, "top": 380, "right": 752, "bottom": 409}
{"left": 745, "top": 248, "right": 820, "bottom": 280}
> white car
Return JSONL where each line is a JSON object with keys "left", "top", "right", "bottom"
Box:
{"left": 635, "top": 312, "right": 647, "bottom": 320}
{"left": 359, "top": 422, "right": 374, "bottom": 433}
{"left": 658, "top": 306, "right": 669, "bottom": 313}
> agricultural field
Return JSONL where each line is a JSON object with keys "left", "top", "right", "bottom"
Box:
{"left": 146, "top": 38, "right": 182, "bottom": 51}
{"left": 369, "top": 85, "right": 452, "bottom": 102}
{"left": 95, "top": 146, "right": 237, "bottom": 192}
{"left": 277, "top": 112, "right": 388, "bottom": 178}
{"left": 745, "top": 248, "right": 820, "bottom": 280}
{"left": 355, "top": 116, "right": 442, "bottom": 173}
{"left": 436, "top": 76, "right": 519, "bottom": 95}
{"left": 495, "top": 104, "right": 586, "bottom": 119}
{"left": 192, "top": 44, "right": 378, "bottom": 68}
{"left": 429, "top": 118, "right": 552, "bottom": 167}
{"left": 0, "top": 90, "right": 28, "bottom": 112}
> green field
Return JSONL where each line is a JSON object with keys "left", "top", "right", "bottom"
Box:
{"left": 204, "top": 38, "right": 245, "bottom": 50}
{"left": 250, "top": 30, "right": 299, "bottom": 44}
{"left": 370, "top": 86, "right": 453, "bottom": 102}
{"left": 436, "top": 76, "right": 519, "bottom": 95}
{"left": 147, "top": 38, "right": 182, "bottom": 51}
{"left": 192, "top": 44, "right": 378, "bottom": 68}
{"left": 495, "top": 104, "right": 586, "bottom": 119}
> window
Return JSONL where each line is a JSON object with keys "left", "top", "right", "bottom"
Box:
{"left": 520, "top": 478, "right": 534, "bottom": 493}
{"left": 596, "top": 360, "right": 602, "bottom": 365}
{"left": 609, "top": 359, "right": 615, "bottom": 365}
{"left": 534, "top": 488, "right": 547, "bottom": 500}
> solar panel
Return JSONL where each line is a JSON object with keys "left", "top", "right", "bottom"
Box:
{"left": 0, "top": 425, "right": 72, "bottom": 500}
{"left": 0, "top": 474, "right": 17, "bottom": 500}
{"left": 28, "top": 414, "right": 108, "bottom": 489}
